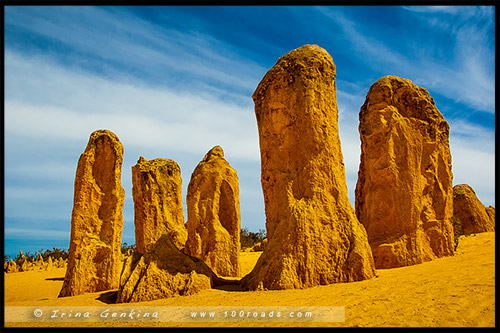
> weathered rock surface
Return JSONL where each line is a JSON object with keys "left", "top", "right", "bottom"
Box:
{"left": 132, "top": 156, "right": 187, "bottom": 253}
{"left": 453, "top": 184, "right": 495, "bottom": 234}
{"left": 485, "top": 206, "right": 495, "bottom": 228}
{"left": 185, "top": 146, "right": 241, "bottom": 277}
{"left": 59, "top": 129, "right": 125, "bottom": 297}
{"left": 116, "top": 235, "right": 227, "bottom": 303}
{"left": 355, "top": 75, "right": 455, "bottom": 269}
{"left": 241, "top": 44, "right": 376, "bottom": 290}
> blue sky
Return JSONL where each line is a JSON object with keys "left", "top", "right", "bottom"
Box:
{"left": 4, "top": 6, "right": 495, "bottom": 258}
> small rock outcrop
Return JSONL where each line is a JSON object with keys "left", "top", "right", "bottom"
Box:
{"left": 132, "top": 157, "right": 187, "bottom": 253}
{"left": 59, "top": 129, "right": 125, "bottom": 297}
{"left": 35, "top": 254, "right": 44, "bottom": 268}
{"left": 16, "top": 251, "right": 27, "bottom": 272}
{"left": 5, "top": 259, "right": 18, "bottom": 273}
{"left": 116, "top": 235, "right": 227, "bottom": 303}
{"left": 355, "top": 75, "right": 455, "bottom": 269}
{"left": 185, "top": 146, "right": 241, "bottom": 277}
{"left": 453, "top": 184, "right": 495, "bottom": 234}
{"left": 57, "top": 257, "right": 66, "bottom": 268}
{"left": 241, "top": 44, "right": 376, "bottom": 290}
{"left": 45, "top": 256, "right": 53, "bottom": 271}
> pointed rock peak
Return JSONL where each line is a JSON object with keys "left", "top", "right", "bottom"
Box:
{"left": 203, "top": 145, "right": 224, "bottom": 162}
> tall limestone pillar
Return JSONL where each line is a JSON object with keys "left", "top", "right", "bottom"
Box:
{"left": 355, "top": 75, "right": 455, "bottom": 269}
{"left": 59, "top": 129, "right": 125, "bottom": 297}
{"left": 185, "top": 146, "right": 241, "bottom": 277}
{"left": 241, "top": 44, "right": 376, "bottom": 290}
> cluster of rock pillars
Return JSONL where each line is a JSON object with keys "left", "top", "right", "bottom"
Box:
{"left": 58, "top": 44, "right": 495, "bottom": 303}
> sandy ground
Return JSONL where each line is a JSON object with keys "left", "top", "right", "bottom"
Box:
{"left": 4, "top": 232, "right": 495, "bottom": 327}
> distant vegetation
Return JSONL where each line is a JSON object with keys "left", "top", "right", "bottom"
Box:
{"left": 240, "top": 227, "right": 266, "bottom": 249}
{"left": 121, "top": 242, "right": 136, "bottom": 254}
{"left": 4, "top": 247, "right": 69, "bottom": 263}
{"left": 5, "top": 236, "right": 263, "bottom": 263}
{"left": 4, "top": 243, "right": 139, "bottom": 263}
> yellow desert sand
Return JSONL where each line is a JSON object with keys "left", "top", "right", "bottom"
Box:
{"left": 4, "top": 232, "right": 495, "bottom": 327}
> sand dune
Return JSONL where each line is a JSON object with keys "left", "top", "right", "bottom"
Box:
{"left": 4, "top": 232, "right": 495, "bottom": 327}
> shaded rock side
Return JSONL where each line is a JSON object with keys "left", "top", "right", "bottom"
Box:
{"left": 59, "top": 129, "right": 125, "bottom": 297}
{"left": 453, "top": 184, "right": 495, "bottom": 234}
{"left": 116, "top": 235, "right": 228, "bottom": 303}
{"left": 132, "top": 156, "right": 187, "bottom": 253}
{"left": 241, "top": 44, "right": 376, "bottom": 290}
{"left": 185, "top": 146, "right": 241, "bottom": 277}
{"left": 355, "top": 75, "right": 455, "bottom": 269}
{"left": 485, "top": 206, "right": 495, "bottom": 229}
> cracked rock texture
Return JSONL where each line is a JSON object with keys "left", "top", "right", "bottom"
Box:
{"left": 132, "top": 156, "right": 187, "bottom": 253}
{"left": 355, "top": 75, "right": 455, "bottom": 269}
{"left": 241, "top": 44, "right": 376, "bottom": 290}
{"left": 185, "top": 146, "right": 241, "bottom": 277}
{"left": 59, "top": 129, "right": 125, "bottom": 297}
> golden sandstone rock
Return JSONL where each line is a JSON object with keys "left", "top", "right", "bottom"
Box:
{"left": 5, "top": 259, "right": 18, "bottom": 273}
{"left": 355, "top": 75, "right": 455, "bottom": 269}
{"left": 35, "top": 254, "right": 44, "bottom": 267}
{"left": 132, "top": 156, "right": 187, "bottom": 253}
{"left": 453, "top": 184, "right": 495, "bottom": 234}
{"left": 16, "top": 251, "right": 27, "bottom": 272}
{"left": 185, "top": 146, "right": 241, "bottom": 277}
{"left": 485, "top": 206, "right": 495, "bottom": 228}
{"left": 241, "top": 44, "right": 376, "bottom": 290}
{"left": 116, "top": 235, "right": 226, "bottom": 303}
{"left": 59, "top": 129, "right": 125, "bottom": 297}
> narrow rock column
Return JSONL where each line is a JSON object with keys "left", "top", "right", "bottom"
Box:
{"left": 241, "top": 44, "right": 376, "bottom": 290}
{"left": 355, "top": 75, "right": 455, "bottom": 269}
{"left": 132, "top": 157, "right": 187, "bottom": 253}
{"left": 185, "top": 146, "right": 241, "bottom": 277}
{"left": 59, "top": 129, "right": 125, "bottom": 297}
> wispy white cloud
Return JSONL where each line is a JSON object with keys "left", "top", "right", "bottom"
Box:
{"left": 5, "top": 51, "right": 260, "bottom": 161}
{"left": 315, "top": 6, "right": 495, "bottom": 114}
{"left": 5, "top": 6, "right": 265, "bottom": 97}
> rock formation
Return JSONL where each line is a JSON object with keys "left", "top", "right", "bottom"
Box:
{"left": 355, "top": 75, "right": 455, "bottom": 269}
{"left": 5, "top": 259, "right": 18, "bottom": 273}
{"left": 241, "top": 44, "right": 376, "bottom": 290}
{"left": 185, "top": 146, "right": 241, "bottom": 277}
{"left": 453, "top": 184, "right": 495, "bottom": 234}
{"left": 35, "top": 254, "right": 44, "bottom": 267}
{"left": 485, "top": 206, "right": 495, "bottom": 228}
{"left": 132, "top": 156, "right": 187, "bottom": 253}
{"left": 57, "top": 257, "right": 66, "bottom": 268}
{"left": 59, "top": 129, "right": 125, "bottom": 297}
{"left": 117, "top": 235, "right": 228, "bottom": 303}
{"left": 46, "top": 256, "right": 53, "bottom": 271}
{"left": 16, "top": 251, "right": 27, "bottom": 272}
